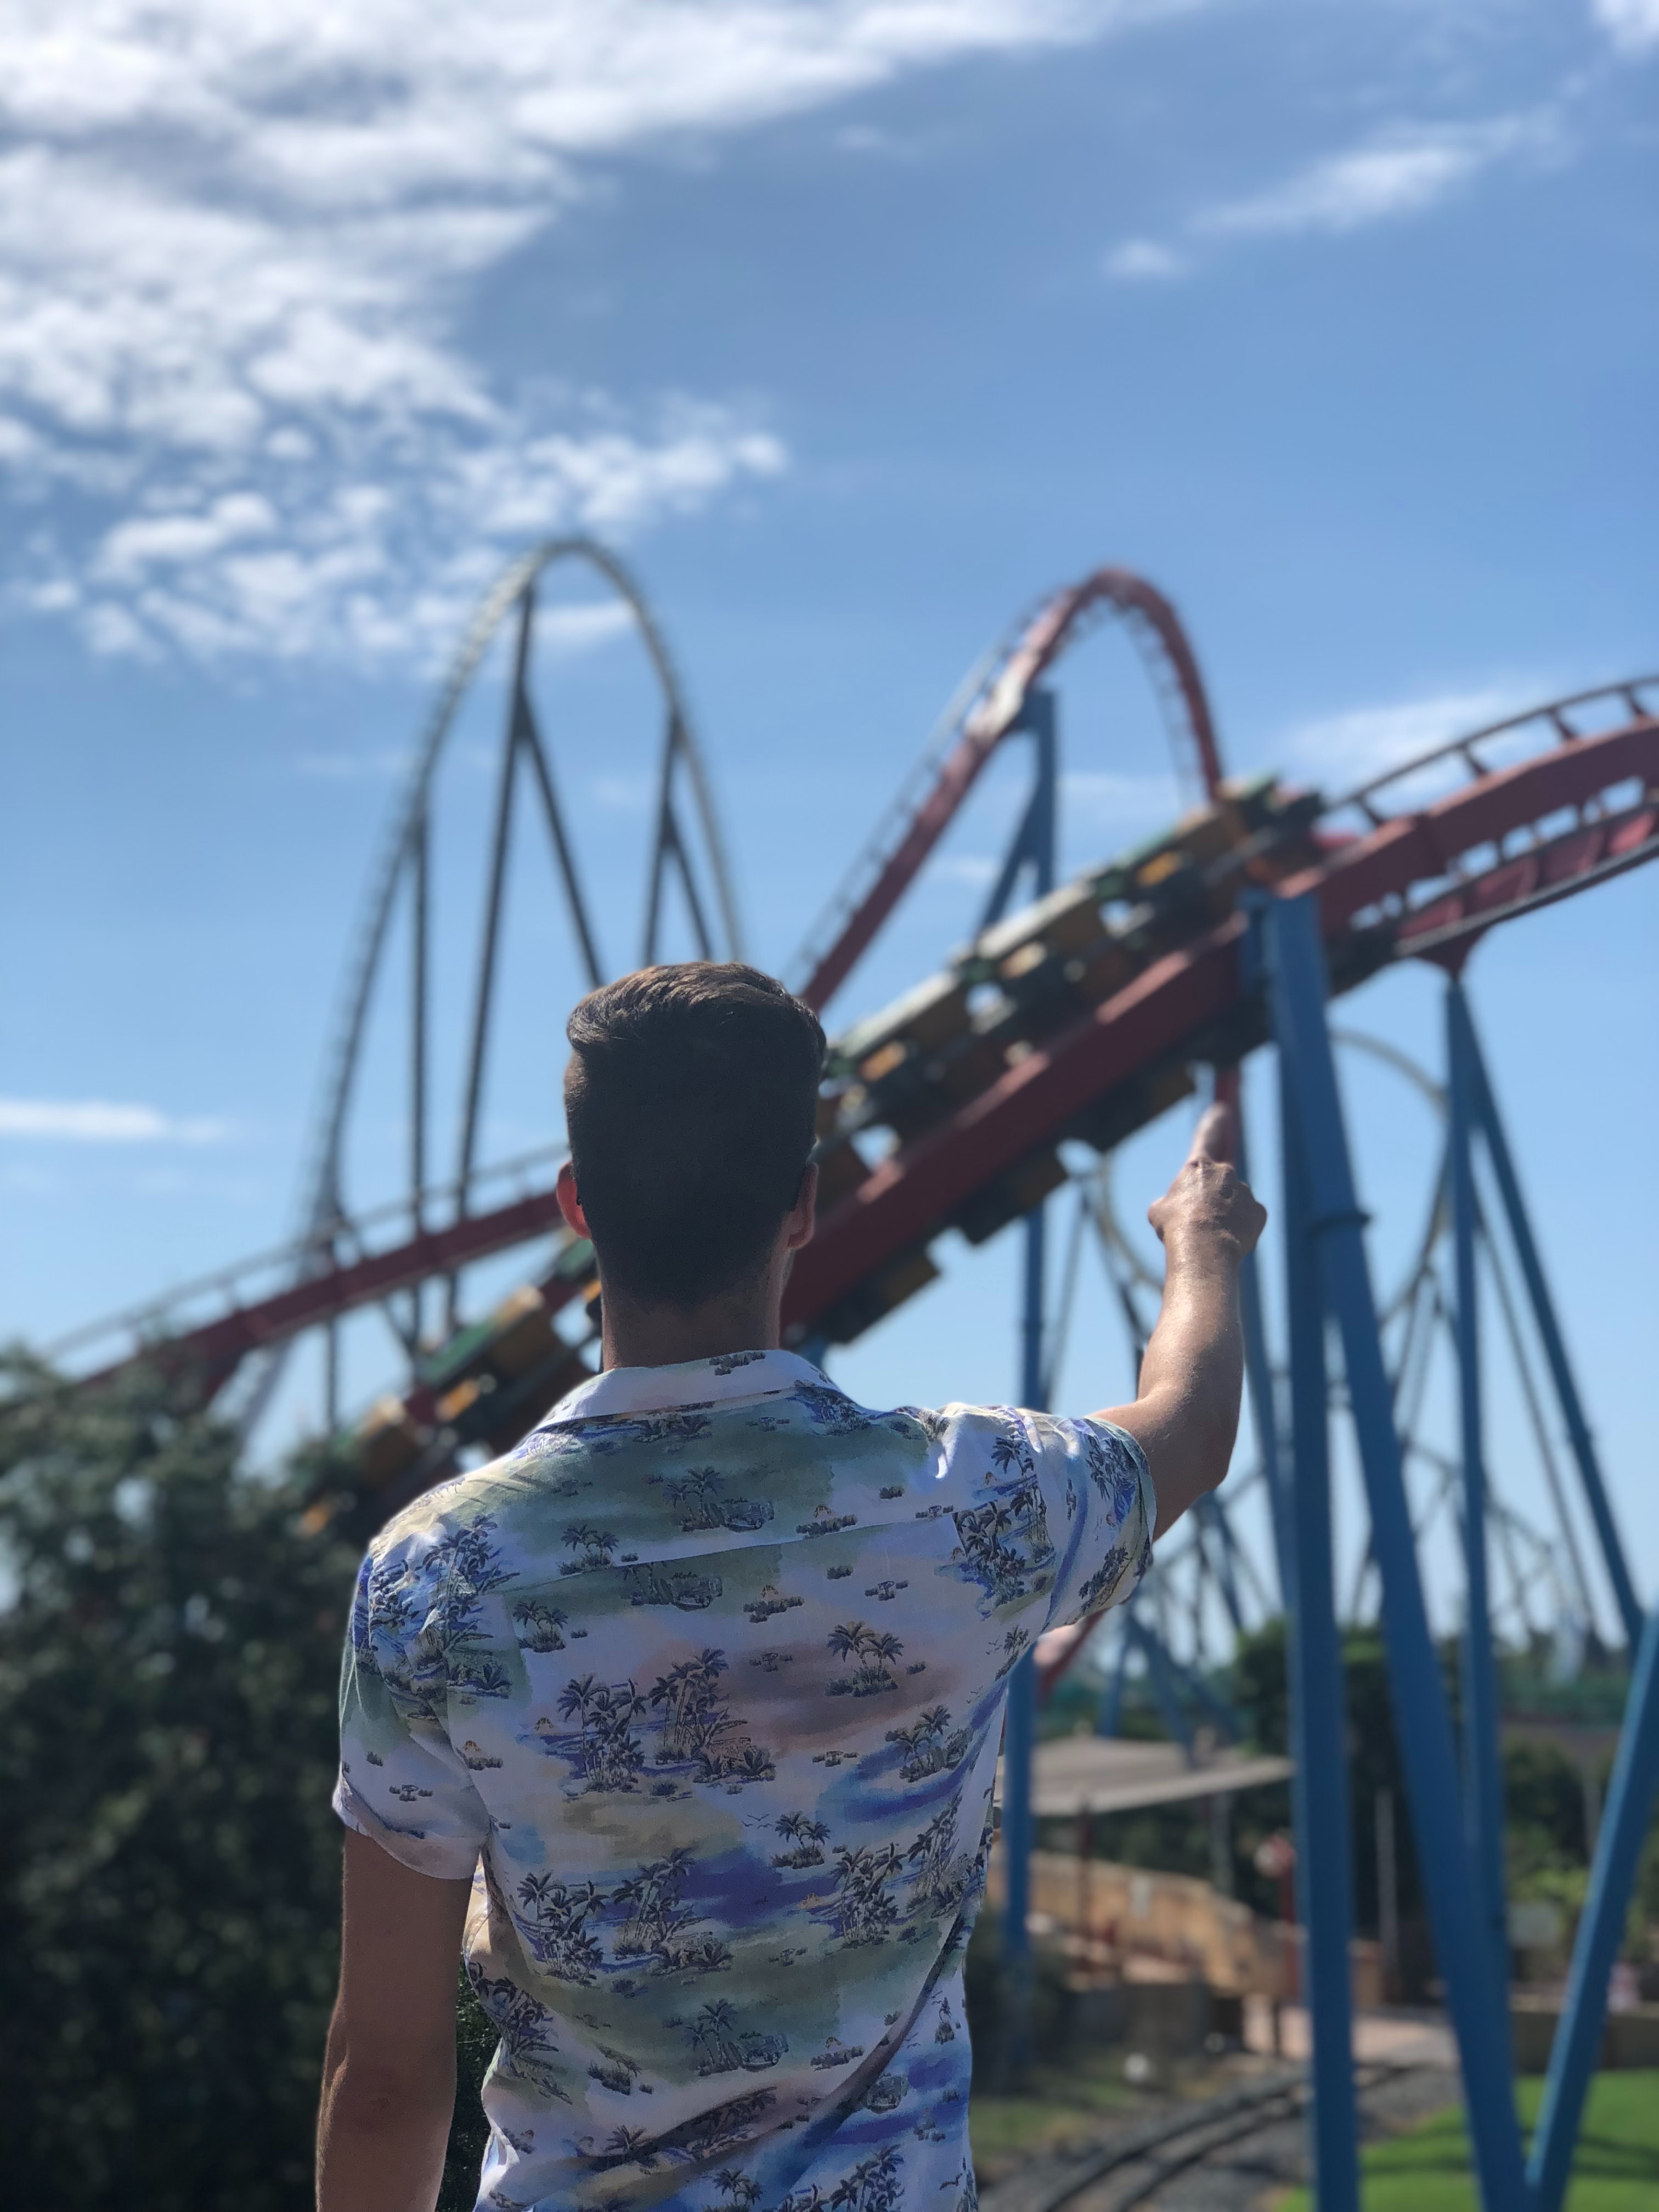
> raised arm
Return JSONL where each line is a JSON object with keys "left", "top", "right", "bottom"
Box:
{"left": 1095, "top": 1102, "right": 1266, "bottom": 1539}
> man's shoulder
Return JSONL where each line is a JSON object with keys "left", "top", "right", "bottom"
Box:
{"left": 364, "top": 1453, "right": 534, "bottom": 1568}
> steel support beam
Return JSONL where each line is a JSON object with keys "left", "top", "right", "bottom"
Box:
{"left": 1456, "top": 992, "right": 1642, "bottom": 1649}
{"left": 1529, "top": 1603, "right": 1659, "bottom": 2212}
{"left": 1447, "top": 981, "right": 1511, "bottom": 2024}
{"left": 1232, "top": 1080, "right": 1292, "bottom": 1606}
{"left": 1277, "top": 1047, "right": 1360, "bottom": 2212}
{"left": 1266, "top": 891, "right": 1527, "bottom": 2211}
{"left": 998, "top": 689, "right": 1057, "bottom": 2086}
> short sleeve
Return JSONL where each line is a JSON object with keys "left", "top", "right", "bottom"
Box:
{"left": 1036, "top": 1414, "right": 1155, "bottom": 1630}
{"left": 332, "top": 1539, "right": 491, "bottom": 1881}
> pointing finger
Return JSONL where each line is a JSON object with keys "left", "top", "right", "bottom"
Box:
{"left": 1188, "top": 1101, "right": 1237, "bottom": 1165}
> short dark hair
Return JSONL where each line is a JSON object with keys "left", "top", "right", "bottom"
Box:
{"left": 564, "top": 962, "right": 827, "bottom": 1308}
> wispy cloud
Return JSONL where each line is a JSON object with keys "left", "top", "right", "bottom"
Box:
{"left": 1102, "top": 238, "right": 1187, "bottom": 281}
{"left": 2, "top": 0, "right": 1188, "bottom": 667}
{"left": 1279, "top": 685, "right": 1539, "bottom": 789}
{"left": 1198, "top": 115, "right": 1556, "bottom": 239}
{"left": 1105, "top": 110, "right": 1560, "bottom": 282}
{"left": 0, "top": 1098, "right": 232, "bottom": 1144}
{"left": 1593, "top": 0, "right": 1659, "bottom": 53}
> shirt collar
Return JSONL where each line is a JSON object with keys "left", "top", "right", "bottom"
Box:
{"left": 543, "top": 1347, "right": 834, "bottom": 1424}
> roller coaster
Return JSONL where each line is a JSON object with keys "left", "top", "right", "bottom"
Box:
{"left": 51, "top": 544, "right": 1659, "bottom": 2212}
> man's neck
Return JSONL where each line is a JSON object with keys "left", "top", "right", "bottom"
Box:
{"left": 598, "top": 1282, "right": 782, "bottom": 1372}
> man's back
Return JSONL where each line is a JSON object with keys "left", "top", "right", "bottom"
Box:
{"left": 337, "top": 1348, "right": 1152, "bottom": 2212}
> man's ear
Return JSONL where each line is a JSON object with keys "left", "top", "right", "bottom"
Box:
{"left": 556, "top": 1160, "right": 591, "bottom": 1240}
{"left": 785, "top": 1161, "right": 818, "bottom": 1252}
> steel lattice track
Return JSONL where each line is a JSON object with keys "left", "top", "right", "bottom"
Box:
{"left": 54, "top": 625, "right": 1657, "bottom": 1526}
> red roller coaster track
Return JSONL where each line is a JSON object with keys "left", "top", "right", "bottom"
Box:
{"left": 795, "top": 569, "right": 1226, "bottom": 1015}
{"left": 63, "top": 569, "right": 1656, "bottom": 1461}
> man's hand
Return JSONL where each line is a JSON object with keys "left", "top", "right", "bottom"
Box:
{"left": 316, "top": 1830, "right": 473, "bottom": 2212}
{"left": 1147, "top": 1103, "right": 1267, "bottom": 1264}
{"left": 1096, "top": 1101, "right": 1266, "bottom": 1539}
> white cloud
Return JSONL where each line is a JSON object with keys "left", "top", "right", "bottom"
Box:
{"left": 1279, "top": 685, "right": 1537, "bottom": 789}
{"left": 1198, "top": 114, "right": 1556, "bottom": 240}
{"left": 0, "top": 1098, "right": 230, "bottom": 1143}
{"left": 1593, "top": 0, "right": 1659, "bottom": 53}
{"left": 1109, "top": 110, "right": 1560, "bottom": 284}
{"left": 0, "top": 0, "right": 1187, "bottom": 666}
{"left": 1103, "top": 238, "right": 1187, "bottom": 281}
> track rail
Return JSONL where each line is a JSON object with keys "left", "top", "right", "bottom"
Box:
{"left": 980, "top": 2060, "right": 1434, "bottom": 2212}
{"left": 67, "top": 698, "right": 1657, "bottom": 1416}
{"left": 782, "top": 710, "right": 1657, "bottom": 1334}
{"left": 794, "top": 569, "right": 1226, "bottom": 1015}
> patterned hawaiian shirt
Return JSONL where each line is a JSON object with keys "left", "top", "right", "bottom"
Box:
{"left": 334, "top": 1348, "right": 1153, "bottom": 2212}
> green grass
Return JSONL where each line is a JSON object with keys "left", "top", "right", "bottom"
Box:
{"left": 1276, "top": 2073, "right": 1659, "bottom": 2211}
{"left": 968, "top": 2049, "right": 1139, "bottom": 2182}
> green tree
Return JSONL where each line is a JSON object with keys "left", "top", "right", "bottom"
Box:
{"left": 0, "top": 1352, "right": 361, "bottom": 2206}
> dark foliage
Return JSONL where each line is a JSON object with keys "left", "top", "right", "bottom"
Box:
{"left": 1231, "top": 1616, "right": 1426, "bottom": 1935}
{"left": 0, "top": 1354, "right": 503, "bottom": 2211}
{"left": 438, "top": 1969, "right": 498, "bottom": 2212}
{"left": 0, "top": 1353, "right": 361, "bottom": 2204}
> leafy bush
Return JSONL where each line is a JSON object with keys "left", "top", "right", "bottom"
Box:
{"left": 0, "top": 1355, "right": 360, "bottom": 2207}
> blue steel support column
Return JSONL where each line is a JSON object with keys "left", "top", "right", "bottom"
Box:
{"left": 1000, "top": 685, "right": 1056, "bottom": 2082}
{"left": 1447, "top": 981, "right": 1511, "bottom": 2028}
{"left": 1529, "top": 1603, "right": 1659, "bottom": 2212}
{"left": 1268, "top": 893, "right": 1526, "bottom": 2210}
{"left": 1277, "top": 1048, "right": 1360, "bottom": 2212}
{"left": 1457, "top": 992, "right": 1643, "bottom": 1650}
{"left": 1235, "top": 909, "right": 1293, "bottom": 1607}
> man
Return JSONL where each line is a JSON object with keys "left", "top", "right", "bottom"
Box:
{"left": 318, "top": 962, "right": 1264, "bottom": 2212}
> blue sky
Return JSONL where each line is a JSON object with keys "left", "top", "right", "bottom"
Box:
{"left": 3, "top": 0, "right": 1656, "bottom": 1628}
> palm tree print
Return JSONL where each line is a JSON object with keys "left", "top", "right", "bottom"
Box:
{"left": 449, "top": 1656, "right": 512, "bottom": 1699}
{"left": 829, "top": 2146, "right": 903, "bottom": 2212}
{"left": 686, "top": 1999, "right": 744, "bottom": 2074}
{"left": 771, "top": 1812, "right": 830, "bottom": 1869}
{"left": 826, "top": 1622, "right": 904, "bottom": 1697}
{"left": 774, "top": 2187, "right": 826, "bottom": 2212}
{"left": 510, "top": 1871, "right": 605, "bottom": 1982}
{"left": 1078, "top": 1541, "right": 1132, "bottom": 1612}
{"left": 664, "top": 1466, "right": 729, "bottom": 1529}
{"left": 905, "top": 1797, "right": 966, "bottom": 1915}
{"left": 589, "top": 2048, "right": 642, "bottom": 2096}
{"left": 512, "top": 1598, "right": 568, "bottom": 1651}
{"left": 990, "top": 1426, "right": 1054, "bottom": 1567}
{"left": 554, "top": 1673, "right": 647, "bottom": 1790}
{"left": 1081, "top": 1423, "right": 1141, "bottom": 1515}
{"left": 648, "top": 1649, "right": 775, "bottom": 1782}
{"left": 431, "top": 1517, "right": 517, "bottom": 1693}
{"left": 612, "top": 1847, "right": 698, "bottom": 1965}
{"left": 649, "top": 1650, "right": 731, "bottom": 1763}
{"left": 685, "top": 2002, "right": 787, "bottom": 2076}
{"left": 465, "top": 1960, "right": 569, "bottom": 2098}
{"left": 826, "top": 1842, "right": 902, "bottom": 1944}
{"left": 340, "top": 1348, "right": 1155, "bottom": 2212}
{"left": 885, "top": 1705, "right": 970, "bottom": 1781}
{"left": 989, "top": 1425, "right": 1035, "bottom": 1480}
{"left": 562, "top": 1522, "right": 620, "bottom": 1573}
{"left": 625, "top": 1562, "right": 724, "bottom": 1611}
{"left": 949, "top": 1499, "right": 1030, "bottom": 1605}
